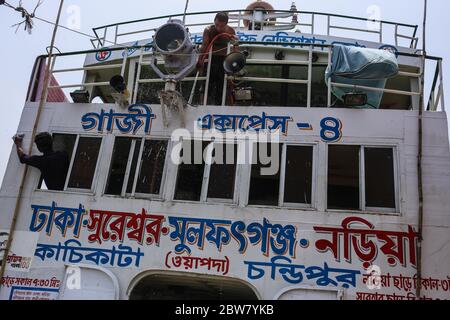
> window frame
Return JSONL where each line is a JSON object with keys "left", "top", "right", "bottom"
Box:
{"left": 245, "top": 142, "right": 317, "bottom": 210}
{"left": 279, "top": 143, "right": 317, "bottom": 209}
{"left": 103, "top": 135, "right": 170, "bottom": 200}
{"left": 64, "top": 134, "right": 105, "bottom": 193}
{"left": 204, "top": 141, "right": 240, "bottom": 204}
{"left": 172, "top": 139, "right": 240, "bottom": 205}
{"left": 34, "top": 132, "right": 104, "bottom": 194}
{"left": 130, "top": 58, "right": 205, "bottom": 106}
{"left": 326, "top": 144, "right": 400, "bottom": 214}
{"left": 361, "top": 145, "right": 400, "bottom": 213}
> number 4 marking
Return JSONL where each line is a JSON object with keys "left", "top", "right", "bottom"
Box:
{"left": 320, "top": 117, "right": 343, "bottom": 143}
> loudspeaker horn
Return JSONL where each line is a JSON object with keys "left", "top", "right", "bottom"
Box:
{"left": 223, "top": 52, "right": 247, "bottom": 75}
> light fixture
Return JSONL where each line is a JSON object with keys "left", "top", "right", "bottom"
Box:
{"left": 70, "top": 89, "right": 90, "bottom": 103}
{"left": 275, "top": 50, "right": 285, "bottom": 60}
{"left": 312, "top": 53, "right": 319, "bottom": 63}
{"left": 343, "top": 92, "right": 368, "bottom": 107}
{"left": 110, "top": 75, "right": 127, "bottom": 94}
{"left": 109, "top": 75, "right": 130, "bottom": 108}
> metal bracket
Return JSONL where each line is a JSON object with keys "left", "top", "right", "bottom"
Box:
{"left": 159, "top": 88, "right": 186, "bottom": 128}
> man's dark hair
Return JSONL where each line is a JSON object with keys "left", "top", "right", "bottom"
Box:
{"left": 35, "top": 132, "right": 53, "bottom": 153}
{"left": 215, "top": 12, "right": 229, "bottom": 24}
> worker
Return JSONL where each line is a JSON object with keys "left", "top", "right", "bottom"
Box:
{"left": 13, "top": 132, "right": 70, "bottom": 191}
{"left": 198, "top": 12, "right": 237, "bottom": 105}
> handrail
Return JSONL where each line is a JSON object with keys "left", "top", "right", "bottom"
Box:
{"left": 38, "top": 42, "right": 429, "bottom": 59}
{"left": 34, "top": 42, "right": 444, "bottom": 113}
{"left": 427, "top": 58, "right": 445, "bottom": 112}
{"left": 93, "top": 9, "right": 418, "bottom": 31}
{"left": 90, "top": 9, "right": 419, "bottom": 49}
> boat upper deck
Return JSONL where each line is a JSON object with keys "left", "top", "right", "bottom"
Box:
{"left": 24, "top": 6, "right": 445, "bottom": 114}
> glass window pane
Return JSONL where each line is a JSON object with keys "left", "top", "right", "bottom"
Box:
{"left": 135, "top": 140, "right": 168, "bottom": 195}
{"left": 234, "top": 64, "right": 283, "bottom": 107}
{"left": 233, "top": 65, "right": 327, "bottom": 107}
{"left": 248, "top": 143, "right": 282, "bottom": 206}
{"left": 68, "top": 137, "right": 102, "bottom": 190}
{"left": 246, "top": 64, "right": 283, "bottom": 78}
{"left": 286, "top": 83, "right": 307, "bottom": 107}
{"left": 284, "top": 146, "right": 313, "bottom": 204}
{"left": 105, "top": 137, "right": 133, "bottom": 195}
{"left": 380, "top": 72, "right": 412, "bottom": 110}
{"left": 289, "top": 65, "right": 308, "bottom": 80}
{"left": 53, "top": 134, "right": 76, "bottom": 162}
{"left": 126, "top": 140, "right": 142, "bottom": 194}
{"left": 328, "top": 145, "right": 360, "bottom": 210}
{"left": 38, "top": 133, "right": 76, "bottom": 190}
{"left": 365, "top": 148, "right": 396, "bottom": 209}
{"left": 207, "top": 144, "right": 238, "bottom": 200}
{"left": 137, "top": 83, "right": 165, "bottom": 104}
{"left": 311, "top": 65, "right": 328, "bottom": 107}
{"left": 174, "top": 141, "right": 209, "bottom": 201}
{"left": 287, "top": 66, "right": 328, "bottom": 107}
{"left": 137, "top": 65, "right": 200, "bottom": 104}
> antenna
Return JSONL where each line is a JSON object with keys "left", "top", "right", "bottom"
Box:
{"left": 183, "top": 0, "right": 190, "bottom": 24}
{"left": 422, "top": 0, "right": 427, "bottom": 55}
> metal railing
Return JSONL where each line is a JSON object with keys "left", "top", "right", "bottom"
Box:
{"left": 34, "top": 41, "right": 443, "bottom": 113}
{"left": 427, "top": 57, "right": 446, "bottom": 112}
{"left": 90, "top": 9, "right": 419, "bottom": 49}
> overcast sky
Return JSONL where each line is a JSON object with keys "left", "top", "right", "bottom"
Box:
{"left": 0, "top": 0, "right": 448, "bottom": 186}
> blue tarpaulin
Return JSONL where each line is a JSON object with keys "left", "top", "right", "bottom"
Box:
{"left": 325, "top": 45, "right": 399, "bottom": 109}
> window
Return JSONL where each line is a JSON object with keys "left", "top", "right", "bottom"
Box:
{"left": 379, "top": 74, "right": 412, "bottom": 110}
{"left": 105, "top": 137, "right": 168, "bottom": 197}
{"left": 248, "top": 143, "right": 282, "bottom": 206}
{"left": 327, "top": 145, "right": 397, "bottom": 212}
{"left": 38, "top": 134, "right": 102, "bottom": 192}
{"left": 379, "top": 66, "right": 416, "bottom": 110}
{"left": 67, "top": 137, "right": 103, "bottom": 190}
{"left": 174, "top": 140, "right": 209, "bottom": 201}
{"left": 105, "top": 137, "right": 135, "bottom": 195}
{"left": 283, "top": 146, "right": 313, "bottom": 205}
{"left": 364, "top": 148, "right": 396, "bottom": 209}
{"left": 207, "top": 143, "right": 238, "bottom": 201}
{"left": 38, "top": 133, "right": 76, "bottom": 190}
{"left": 53, "top": 134, "right": 77, "bottom": 160}
{"left": 136, "top": 65, "right": 201, "bottom": 105}
{"left": 135, "top": 140, "right": 168, "bottom": 195}
{"left": 248, "top": 144, "right": 314, "bottom": 207}
{"left": 233, "top": 64, "right": 328, "bottom": 107}
{"left": 327, "top": 145, "right": 360, "bottom": 210}
{"left": 174, "top": 141, "right": 238, "bottom": 203}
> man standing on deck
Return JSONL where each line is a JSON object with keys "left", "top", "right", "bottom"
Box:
{"left": 13, "top": 132, "right": 70, "bottom": 191}
{"left": 198, "top": 12, "right": 237, "bottom": 105}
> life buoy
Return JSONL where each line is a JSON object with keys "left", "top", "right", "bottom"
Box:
{"left": 243, "top": 1, "right": 276, "bottom": 29}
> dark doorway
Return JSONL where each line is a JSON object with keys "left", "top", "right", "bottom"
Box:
{"left": 129, "top": 273, "right": 259, "bottom": 300}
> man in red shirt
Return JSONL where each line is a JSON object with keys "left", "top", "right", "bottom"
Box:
{"left": 199, "top": 12, "right": 237, "bottom": 105}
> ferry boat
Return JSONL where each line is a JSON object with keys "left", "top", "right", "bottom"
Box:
{"left": 0, "top": 0, "right": 449, "bottom": 301}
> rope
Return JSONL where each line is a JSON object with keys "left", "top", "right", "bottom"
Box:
{"left": 0, "top": 0, "right": 116, "bottom": 46}
{"left": 1, "top": 0, "right": 43, "bottom": 34}
{"left": 33, "top": 17, "right": 232, "bottom": 57}
{"left": 2, "top": 2, "right": 236, "bottom": 57}
{"left": 34, "top": 16, "right": 115, "bottom": 43}
{"left": 198, "top": 32, "right": 237, "bottom": 66}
